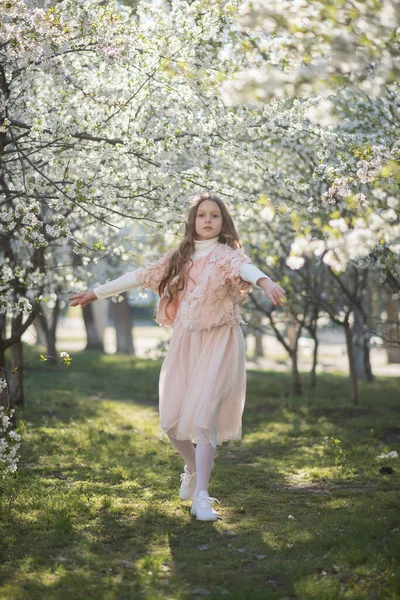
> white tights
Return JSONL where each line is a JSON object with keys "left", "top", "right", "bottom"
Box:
{"left": 194, "top": 441, "right": 216, "bottom": 497}
{"left": 167, "top": 435, "right": 196, "bottom": 474}
{"left": 167, "top": 429, "right": 216, "bottom": 497}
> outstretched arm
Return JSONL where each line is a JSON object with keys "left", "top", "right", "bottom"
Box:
{"left": 69, "top": 289, "right": 97, "bottom": 309}
{"left": 240, "top": 264, "right": 271, "bottom": 287}
{"left": 240, "top": 264, "right": 285, "bottom": 307}
{"left": 68, "top": 248, "right": 174, "bottom": 309}
{"left": 257, "top": 277, "right": 286, "bottom": 307}
{"left": 68, "top": 270, "right": 140, "bottom": 308}
{"left": 92, "top": 270, "right": 140, "bottom": 300}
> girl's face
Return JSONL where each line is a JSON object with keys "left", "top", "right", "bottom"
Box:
{"left": 194, "top": 200, "right": 223, "bottom": 241}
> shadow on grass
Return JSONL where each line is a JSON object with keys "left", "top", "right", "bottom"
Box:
{"left": 22, "top": 348, "right": 163, "bottom": 429}
{"left": 7, "top": 490, "right": 398, "bottom": 600}
{"left": 1, "top": 350, "right": 399, "bottom": 598}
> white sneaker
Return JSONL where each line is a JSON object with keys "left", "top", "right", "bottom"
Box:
{"left": 179, "top": 465, "right": 197, "bottom": 500}
{"left": 190, "top": 490, "right": 220, "bottom": 521}
{"left": 179, "top": 460, "right": 215, "bottom": 501}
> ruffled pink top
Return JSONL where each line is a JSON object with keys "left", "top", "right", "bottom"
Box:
{"left": 135, "top": 242, "right": 253, "bottom": 331}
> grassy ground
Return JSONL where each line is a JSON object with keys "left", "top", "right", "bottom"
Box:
{"left": 0, "top": 346, "right": 399, "bottom": 600}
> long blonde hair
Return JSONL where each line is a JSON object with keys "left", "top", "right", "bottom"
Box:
{"left": 158, "top": 192, "right": 242, "bottom": 318}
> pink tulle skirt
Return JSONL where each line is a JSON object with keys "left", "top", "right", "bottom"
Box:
{"left": 158, "top": 321, "right": 247, "bottom": 448}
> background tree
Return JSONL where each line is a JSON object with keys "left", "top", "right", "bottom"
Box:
{"left": 1, "top": 0, "right": 254, "bottom": 407}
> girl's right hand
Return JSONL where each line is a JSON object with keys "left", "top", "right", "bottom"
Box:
{"left": 68, "top": 289, "right": 97, "bottom": 309}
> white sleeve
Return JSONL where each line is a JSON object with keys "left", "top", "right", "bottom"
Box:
{"left": 240, "top": 264, "right": 271, "bottom": 288}
{"left": 93, "top": 270, "right": 140, "bottom": 300}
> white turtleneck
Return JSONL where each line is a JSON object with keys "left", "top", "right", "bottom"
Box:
{"left": 93, "top": 236, "right": 270, "bottom": 300}
{"left": 192, "top": 235, "right": 220, "bottom": 260}
{"left": 192, "top": 236, "right": 270, "bottom": 287}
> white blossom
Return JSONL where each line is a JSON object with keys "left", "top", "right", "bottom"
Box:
{"left": 286, "top": 256, "right": 305, "bottom": 270}
{"left": 0, "top": 407, "right": 21, "bottom": 479}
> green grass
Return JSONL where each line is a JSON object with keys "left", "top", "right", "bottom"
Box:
{"left": 1, "top": 346, "right": 399, "bottom": 600}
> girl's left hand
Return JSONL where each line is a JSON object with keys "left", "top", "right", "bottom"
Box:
{"left": 257, "top": 278, "right": 286, "bottom": 307}
{"left": 68, "top": 289, "right": 97, "bottom": 309}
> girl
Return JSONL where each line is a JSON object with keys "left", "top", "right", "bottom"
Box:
{"left": 69, "top": 192, "right": 285, "bottom": 521}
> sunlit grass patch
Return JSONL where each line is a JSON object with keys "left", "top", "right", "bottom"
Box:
{"left": 0, "top": 348, "right": 399, "bottom": 599}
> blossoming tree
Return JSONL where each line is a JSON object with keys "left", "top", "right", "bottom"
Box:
{"left": 221, "top": 0, "right": 400, "bottom": 288}
{"left": 0, "top": 0, "right": 250, "bottom": 408}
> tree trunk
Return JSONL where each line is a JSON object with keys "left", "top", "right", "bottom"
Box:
{"left": 351, "top": 288, "right": 374, "bottom": 382}
{"left": 10, "top": 313, "right": 24, "bottom": 408}
{"left": 287, "top": 317, "right": 303, "bottom": 395}
{"left": 47, "top": 296, "right": 60, "bottom": 362}
{"left": 344, "top": 321, "right": 358, "bottom": 405}
{"left": 252, "top": 313, "right": 264, "bottom": 358}
{"left": 37, "top": 301, "right": 59, "bottom": 364}
{"left": 291, "top": 350, "right": 302, "bottom": 395}
{"left": 254, "top": 332, "right": 264, "bottom": 358}
{"left": 352, "top": 298, "right": 374, "bottom": 382}
{"left": 33, "top": 315, "right": 47, "bottom": 346}
{"left": 0, "top": 308, "right": 38, "bottom": 415}
{"left": 112, "top": 295, "right": 134, "bottom": 354}
{"left": 92, "top": 299, "right": 108, "bottom": 351}
{"left": 310, "top": 335, "right": 318, "bottom": 389}
{"left": 0, "top": 314, "right": 8, "bottom": 409}
{"left": 83, "top": 303, "right": 104, "bottom": 351}
{"left": 307, "top": 306, "right": 320, "bottom": 389}
{"left": 286, "top": 318, "right": 297, "bottom": 349}
{"left": 384, "top": 287, "right": 400, "bottom": 363}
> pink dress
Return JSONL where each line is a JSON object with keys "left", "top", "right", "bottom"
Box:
{"left": 158, "top": 252, "right": 247, "bottom": 448}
